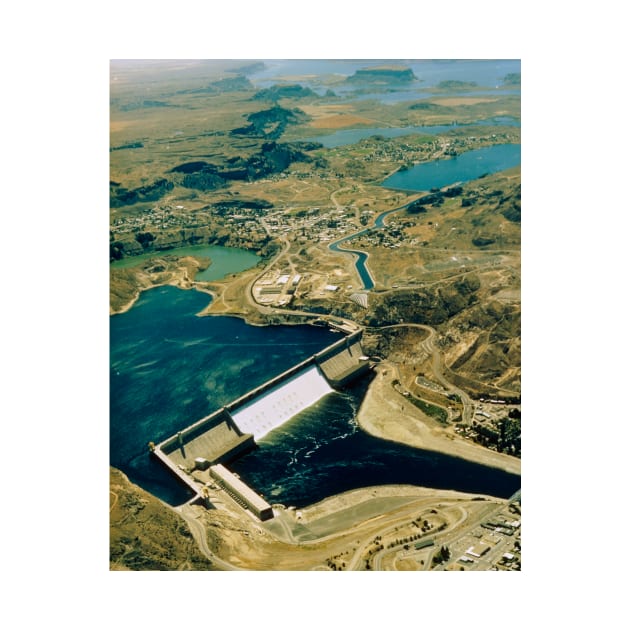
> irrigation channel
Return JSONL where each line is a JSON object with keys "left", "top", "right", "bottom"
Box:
{"left": 329, "top": 143, "right": 521, "bottom": 290}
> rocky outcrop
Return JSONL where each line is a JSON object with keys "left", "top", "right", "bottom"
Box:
{"left": 346, "top": 66, "right": 417, "bottom": 84}
{"left": 230, "top": 105, "right": 310, "bottom": 139}
{"left": 253, "top": 84, "right": 318, "bottom": 101}
{"left": 171, "top": 141, "right": 316, "bottom": 191}
{"left": 176, "top": 74, "right": 254, "bottom": 95}
{"left": 110, "top": 178, "right": 174, "bottom": 208}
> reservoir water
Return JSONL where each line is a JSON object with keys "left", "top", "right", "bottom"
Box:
{"left": 110, "top": 286, "right": 341, "bottom": 504}
{"left": 110, "top": 287, "right": 520, "bottom": 507}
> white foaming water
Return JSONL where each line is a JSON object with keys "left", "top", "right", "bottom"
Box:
{"left": 231, "top": 364, "right": 334, "bottom": 440}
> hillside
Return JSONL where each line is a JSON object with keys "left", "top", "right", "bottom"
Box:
{"left": 109, "top": 468, "right": 217, "bottom": 571}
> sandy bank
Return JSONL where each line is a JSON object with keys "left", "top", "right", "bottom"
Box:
{"left": 356, "top": 363, "right": 521, "bottom": 476}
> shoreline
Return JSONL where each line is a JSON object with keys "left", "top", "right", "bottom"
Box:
{"left": 110, "top": 272, "right": 330, "bottom": 330}
{"left": 356, "top": 362, "right": 521, "bottom": 476}
{"left": 111, "top": 256, "right": 520, "bottom": 481}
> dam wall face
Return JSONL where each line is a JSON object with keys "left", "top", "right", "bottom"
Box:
{"left": 230, "top": 364, "right": 334, "bottom": 440}
{"left": 226, "top": 330, "right": 368, "bottom": 440}
{"left": 160, "top": 407, "right": 256, "bottom": 470}
{"left": 315, "top": 331, "right": 370, "bottom": 387}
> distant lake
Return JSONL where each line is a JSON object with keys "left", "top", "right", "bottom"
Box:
{"left": 382, "top": 143, "right": 521, "bottom": 192}
{"left": 304, "top": 118, "right": 520, "bottom": 148}
{"left": 351, "top": 88, "right": 520, "bottom": 104}
{"left": 250, "top": 59, "right": 520, "bottom": 91}
{"left": 110, "top": 244, "right": 261, "bottom": 281}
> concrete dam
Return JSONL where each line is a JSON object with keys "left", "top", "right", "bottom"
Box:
{"left": 153, "top": 330, "right": 371, "bottom": 520}
{"left": 230, "top": 364, "right": 334, "bottom": 441}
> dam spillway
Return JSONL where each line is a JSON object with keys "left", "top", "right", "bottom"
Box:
{"left": 230, "top": 364, "right": 334, "bottom": 440}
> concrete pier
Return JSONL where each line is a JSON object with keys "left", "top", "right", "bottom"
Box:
{"left": 315, "top": 331, "right": 370, "bottom": 387}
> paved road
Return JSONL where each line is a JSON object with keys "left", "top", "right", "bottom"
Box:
{"left": 175, "top": 504, "right": 245, "bottom": 571}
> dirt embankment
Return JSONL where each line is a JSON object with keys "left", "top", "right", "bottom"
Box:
{"left": 356, "top": 362, "right": 521, "bottom": 476}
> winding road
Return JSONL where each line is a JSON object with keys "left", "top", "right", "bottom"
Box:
{"left": 372, "top": 323, "right": 475, "bottom": 424}
{"left": 175, "top": 503, "right": 246, "bottom": 571}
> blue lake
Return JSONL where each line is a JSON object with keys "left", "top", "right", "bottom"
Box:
{"left": 110, "top": 287, "right": 520, "bottom": 507}
{"left": 382, "top": 143, "right": 521, "bottom": 192}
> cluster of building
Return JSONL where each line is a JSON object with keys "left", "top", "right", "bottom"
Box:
{"left": 453, "top": 401, "right": 521, "bottom": 457}
{"left": 263, "top": 206, "right": 363, "bottom": 243}
{"left": 253, "top": 271, "right": 303, "bottom": 307}
{"left": 110, "top": 203, "right": 269, "bottom": 249}
{"left": 450, "top": 501, "right": 521, "bottom": 571}
{"left": 252, "top": 267, "right": 356, "bottom": 308}
{"left": 347, "top": 217, "right": 416, "bottom": 250}
{"left": 110, "top": 204, "right": 205, "bottom": 235}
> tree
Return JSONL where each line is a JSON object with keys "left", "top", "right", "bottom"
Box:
{"left": 135, "top": 232, "right": 155, "bottom": 249}
{"left": 110, "top": 241, "right": 125, "bottom": 261}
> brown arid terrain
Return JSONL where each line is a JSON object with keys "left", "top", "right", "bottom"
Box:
{"left": 356, "top": 359, "right": 520, "bottom": 475}
{"left": 110, "top": 60, "right": 521, "bottom": 570}
{"left": 110, "top": 467, "right": 216, "bottom": 570}
{"left": 111, "top": 466, "right": 517, "bottom": 571}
